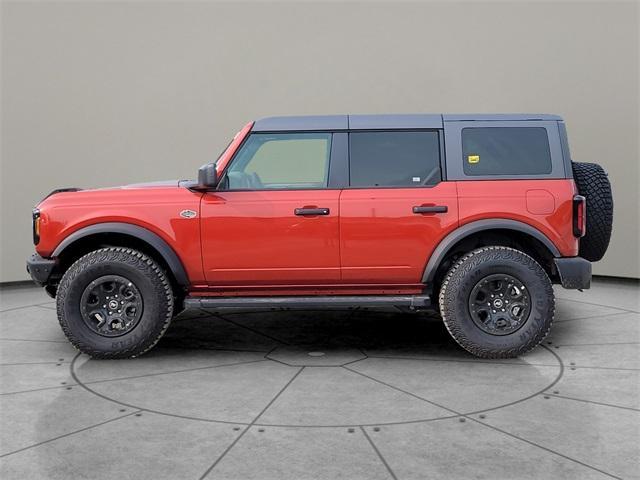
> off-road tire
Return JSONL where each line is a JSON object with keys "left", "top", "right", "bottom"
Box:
{"left": 572, "top": 162, "right": 613, "bottom": 262}
{"left": 56, "top": 247, "right": 174, "bottom": 359}
{"left": 439, "top": 246, "right": 554, "bottom": 358}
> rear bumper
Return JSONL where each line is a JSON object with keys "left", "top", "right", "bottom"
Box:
{"left": 554, "top": 257, "right": 591, "bottom": 290}
{"left": 26, "top": 254, "right": 56, "bottom": 286}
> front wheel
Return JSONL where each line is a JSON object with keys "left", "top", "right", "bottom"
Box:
{"left": 438, "top": 246, "right": 554, "bottom": 358}
{"left": 56, "top": 247, "right": 174, "bottom": 359}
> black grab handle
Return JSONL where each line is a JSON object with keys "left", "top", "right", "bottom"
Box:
{"left": 412, "top": 205, "right": 448, "bottom": 214}
{"left": 295, "top": 208, "right": 330, "bottom": 216}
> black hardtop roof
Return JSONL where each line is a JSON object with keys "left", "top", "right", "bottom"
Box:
{"left": 252, "top": 113, "right": 563, "bottom": 132}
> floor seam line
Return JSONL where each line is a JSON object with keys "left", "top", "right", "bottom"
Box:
{"left": 197, "top": 366, "right": 304, "bottom": 480}
{"left": 0, "top": 384, "right": 78, "bottom": 396}
{"left": 546, "top": 394, "right": 640, "bottom": 411}
{"left": 554, "top": 297, "right": 638, "bottom": 314}
{"left": 251, "top": 366, "right": 305, "bottom": 424}
{"left": 469, "top": 418, "right": 624, "bottom": 479}
{"left": 348, "top": 345, "right": 565, "bottom": 421}
{"left": 215, "top": 313, "right": 293, "bottom": 346}
{"left": 0, "top": 338, "right": 68, "bottom": 344}
{"left": 365, "top": 355, "right": 559, "bottom": 367}
{"left": 0, "top": 301, "right": 55, "bottom": 313}
{"left": 342, "top": 365, "right": 459, "bottom": 414}
{"left": 360, "top": 426, "right": 398, "bottom": 480}
{"left": 0, "top": 410, "right": 142, "bottom": 458}
{"left": 0, "top": 361, "right": 71, "bottom": 366}
{"left": 35, "top": 304, "right": 57, "bottom": 311}
{"left": 0, "top": 360, "right": 270, "bottom": 396}
{"left": 157, "top": 344, "right": 272, "bottom": 354}
{"left": 554, "top": 311, "right": 631, "bottom": 323}
{"left": 558, "top": 365, "right": 639, "bottom": 371}
{"left": 81, "top": 359, "right": 269, "bottom": 385}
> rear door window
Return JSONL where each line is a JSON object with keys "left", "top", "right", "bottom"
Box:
{"left": 349, "top": 131, "right": 441, "bottom": 187}
{"left": 462, "top": 127, "right": 552, "bottom": 176}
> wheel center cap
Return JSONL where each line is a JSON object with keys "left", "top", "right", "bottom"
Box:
{"left": 493, "top": 298, "right": 504, "bottom": 309}
{"left": 108, "top": 300, "right": 119, "bottom": 310}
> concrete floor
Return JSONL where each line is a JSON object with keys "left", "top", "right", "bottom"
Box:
{"left": 0, "top": 279, "right": 638, "bottom": 480}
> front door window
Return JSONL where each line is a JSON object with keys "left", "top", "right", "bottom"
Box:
{"left": 222, "top": 133, "right": 332, "bottom": 190}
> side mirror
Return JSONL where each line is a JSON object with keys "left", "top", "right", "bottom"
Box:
{"left": 197, "top": 163, "right": 219, "bottom": 190}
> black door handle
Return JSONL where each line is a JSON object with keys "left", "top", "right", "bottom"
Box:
{"left": 413, "top": 205, "right": 448, "bottom": 214}
{"left": 295, "top": 207, "right": 330, "bottom": 216}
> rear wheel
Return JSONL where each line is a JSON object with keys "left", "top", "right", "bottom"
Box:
{"left": 56, "top": 247, "right": 174, "bottom": 358}
{"left": 438, "top": 246, "right": 554, "bottom": 358}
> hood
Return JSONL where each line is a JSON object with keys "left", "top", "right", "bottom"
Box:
{"left": 36, "top": 180, "right": 184, "bottom": 208}
{"left": 121, "top": 180, "right": 182, "bottom": 189}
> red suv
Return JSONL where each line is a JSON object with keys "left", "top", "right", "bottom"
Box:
{"left": 27, "top": 114, "right": 613, "bottom": 359}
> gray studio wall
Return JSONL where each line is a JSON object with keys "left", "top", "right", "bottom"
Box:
{"left": 1, "top": 0, "right": 638, "bottom": 282}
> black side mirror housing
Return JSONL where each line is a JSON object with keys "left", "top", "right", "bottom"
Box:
{"left": 197, "top": 163, "right": 219, "bottom": 190}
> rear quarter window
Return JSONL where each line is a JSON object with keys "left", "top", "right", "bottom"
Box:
{"left": 462, "top": 127, "right": 552, "bottom": 176}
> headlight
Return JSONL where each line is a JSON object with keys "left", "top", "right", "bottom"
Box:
{"left": 32, "top": 208, "right": 40, "bottom": 245}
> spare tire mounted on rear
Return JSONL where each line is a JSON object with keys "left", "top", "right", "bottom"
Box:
{"left": 572, "top": 162, "right": 613, "bottom": 262}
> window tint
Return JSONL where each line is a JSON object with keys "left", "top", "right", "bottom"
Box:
{"left": 462, "top": 127, "right": 552, "bottom": 176}
{"left": 223, "top": 133, "right": 331, "bottom": 190}
{"left": 349, "top": 131, "right": 441, "bottom": 187}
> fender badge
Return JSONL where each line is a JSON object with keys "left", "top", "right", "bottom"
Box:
{"left": 180, "top": 210, "right": 197, "bottom": 219}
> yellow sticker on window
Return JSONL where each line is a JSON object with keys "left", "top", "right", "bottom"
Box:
{"left": 467, "top": 155, "right": 480, "bottom": 164}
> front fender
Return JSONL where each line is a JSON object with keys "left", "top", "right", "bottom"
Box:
{"left": 52, "top": 222, "right": 189, "bottom": 287}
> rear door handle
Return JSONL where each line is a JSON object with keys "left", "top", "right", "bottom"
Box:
{"left": 413, "top": 205, "right": 448, "bottom": 214}
{"left": 295, "top": 207, "right": 330, "bottom": 216}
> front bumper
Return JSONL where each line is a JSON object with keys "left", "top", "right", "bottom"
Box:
{"left": 554, "top": 257, "right": 591, "bottom": 290}
{"left": 26, "top": 254, "right": 56, "bottom": 286}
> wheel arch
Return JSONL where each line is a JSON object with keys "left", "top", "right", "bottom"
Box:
{"left": 52, "top": 223, "right": 189, "bottom": 290}
{"left": 423, "top": 219, "right": 561, "bottom": 289}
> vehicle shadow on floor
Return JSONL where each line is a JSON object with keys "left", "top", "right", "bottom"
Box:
{"left": 159, "top": 308, "right": 463, "bottom": 358}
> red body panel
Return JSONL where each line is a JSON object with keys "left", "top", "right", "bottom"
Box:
{"left": 200, "top": 190, "right": 341, "bottom": 285}
{"left": 456, "top": 179, "right": 579, "bottom": 257}
{"left": 339, "top": 183, "right": 459, "bottom": 283}
{"left": 36, "top": 185, "right": 206, "bottom": 285}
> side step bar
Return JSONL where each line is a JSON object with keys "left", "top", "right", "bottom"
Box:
{"left": 185, "top": 295, "right": 431, "bottom": 310}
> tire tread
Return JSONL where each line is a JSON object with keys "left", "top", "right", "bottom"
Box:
{"left": 572, "top": 162, "right": 613, "bottom": 262}
{"left": 438, "top": 246, "right": 554, "bottom": 359}
{"left": 56, "top": 247, "right": 174, "bottom": 359}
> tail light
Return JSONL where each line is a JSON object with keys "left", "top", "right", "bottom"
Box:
{"left": 32, "top": 208, "right": 41, "bottom": 245}
{"left": 573, "top": 195, "right": 586, "bottom": 237}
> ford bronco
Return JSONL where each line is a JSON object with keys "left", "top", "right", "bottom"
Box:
{"left": 27, "top": 114, "right": 613, "bottom": 359}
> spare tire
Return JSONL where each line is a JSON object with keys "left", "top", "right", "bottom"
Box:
{"left": 572, "top": 162, "right": 613, "bottom": 262}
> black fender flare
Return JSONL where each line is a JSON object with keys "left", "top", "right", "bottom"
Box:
{"left": 422, "top": 219, "right": 561, "bottom": 284}
{"left": 52, "top": 222, "right": 189, "bottom": 287}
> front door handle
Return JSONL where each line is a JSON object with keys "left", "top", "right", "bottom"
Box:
{"left": 295, "top": 207, "right": 330, "bottom": 216}
{"left": 413, "top": 205, "right": 448, "bottom": 214}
